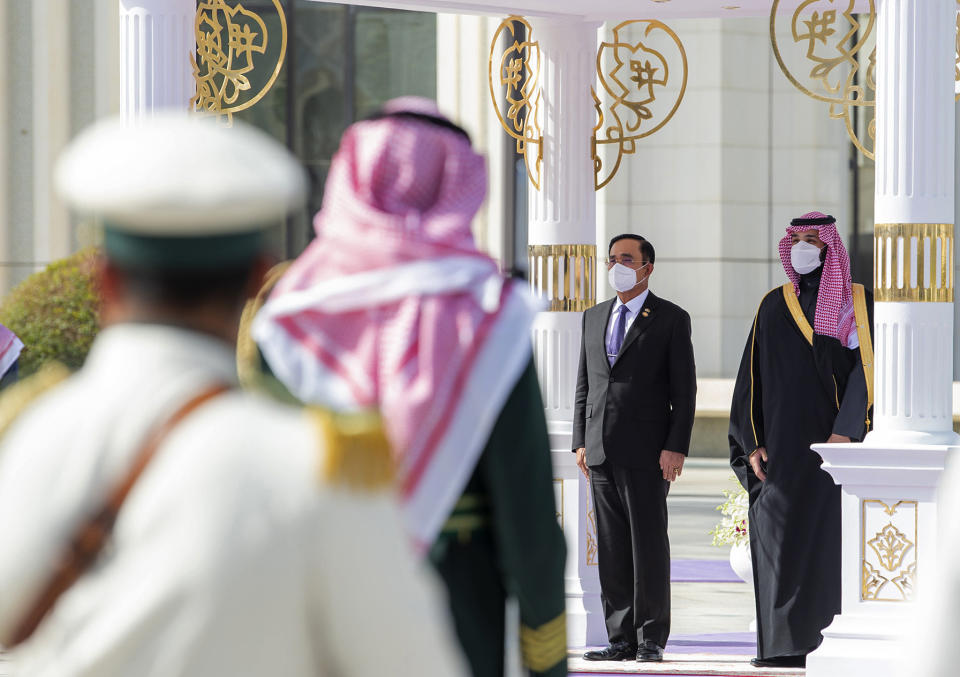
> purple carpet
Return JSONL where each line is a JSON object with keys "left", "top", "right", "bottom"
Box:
{"left": 669, "top": 559, "right": 741, "bottom": 583}
{"left": 665, "top": 632, "right": 755, "bottom": 655}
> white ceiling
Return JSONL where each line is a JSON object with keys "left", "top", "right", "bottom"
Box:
{"left": 305, "top": 0, "right": 872, "bottom": 21}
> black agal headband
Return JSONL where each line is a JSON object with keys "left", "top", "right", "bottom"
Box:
{"left": 364, "top": 110, "right": 472, "bottom": 143}
{"left": 790, "top": 215, "right": 836, "bottom": 227}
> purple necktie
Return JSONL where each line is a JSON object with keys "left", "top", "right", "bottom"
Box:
{"left": 608, "top": 305, "right": 628, "bottom": 366}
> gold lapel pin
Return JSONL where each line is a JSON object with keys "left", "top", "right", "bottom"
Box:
{"left": 642, "top": 308, "right": 651, "bottom": 317}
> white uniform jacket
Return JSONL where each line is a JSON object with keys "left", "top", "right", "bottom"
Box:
{"left": 0, "top": 324, "right": 467, "bottom": 677}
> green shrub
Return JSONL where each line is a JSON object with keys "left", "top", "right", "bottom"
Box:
{"left": 0, "top": 248, "right": 101, "bottom": 375}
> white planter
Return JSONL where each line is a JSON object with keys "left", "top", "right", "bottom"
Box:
{"left": 729, "top": 541, "right": 752, "bottom": 583}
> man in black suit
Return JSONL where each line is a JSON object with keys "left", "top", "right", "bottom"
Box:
{"left": 573, "top": 233, "right": 697, "bottom": 663}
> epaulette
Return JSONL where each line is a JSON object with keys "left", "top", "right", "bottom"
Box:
{"left": 236, "top": 260, "right": 292, "bottom": 391}
{"left": 309, "top": 407, "right": 395, "bottom": 490}
{"left": 0, "top": 361, "right": 71, "bottom": 442}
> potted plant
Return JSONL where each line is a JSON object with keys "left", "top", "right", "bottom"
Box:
{"left": 710, "top": 477, "right": 751, "bottom": 584}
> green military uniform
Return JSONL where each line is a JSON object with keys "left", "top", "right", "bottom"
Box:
{"left": 430, "top": 360, "right": 567, "bottom": 677}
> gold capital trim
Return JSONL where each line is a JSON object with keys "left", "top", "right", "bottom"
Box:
{"left": 528, "top": 245, "right": 597, "bottom": 312}
{"left": 874, "top": 223, "right": 954, "bottom": 303}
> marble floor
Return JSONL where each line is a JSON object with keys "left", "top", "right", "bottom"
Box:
{"left": 565, "top": 460, "right": 798, "bottom": 676}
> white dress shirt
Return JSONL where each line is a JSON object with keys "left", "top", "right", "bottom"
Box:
{"left": 605, "top": 289, "right": 651, "bottom": 357}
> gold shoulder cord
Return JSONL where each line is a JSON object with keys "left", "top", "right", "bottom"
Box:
{"left": 781, "top": 283, "right": 814, "bottom": 345}
{"left": 310, "top": 408, "right": 395, "bottom": 490}
{"left": 0, "top": 362, "right": 71, "bottom": 443}
{"left": 236, "top": 260, "right": 292, "bottom": 390}
{"left": 852, "top": 283, "right": 874, "bottom": 426}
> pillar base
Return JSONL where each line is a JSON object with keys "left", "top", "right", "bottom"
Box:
{"left": 807, "top": 613, "right": 907, "bottom": 677}
{"left": 807, "top": 441, "right": 954, "bottom": 677}
{"left": 550, "top": 421, "right": 606, "bottom": 648}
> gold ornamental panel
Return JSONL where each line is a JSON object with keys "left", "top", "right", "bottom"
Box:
{"left": 770, "top": 0, "right": 876, "bottom": 160}
{"left": 488, "top": 16, "right": 543, "bottom": 190}
{"left": 874, "top": 224, "right": 954, "bottom": 303}
{"left": 554, "top": 479, "right": 564, "bottom": 531}
{"left": 586, "top": 482, "right": 598, "bottom": 566}
{"left": 593, "top": 20, "right": 688, "bottom": 191}
{"left": 861, "top": 499, "right": 918, "bottom": 602}
{"left": 192, "top": 0, "right": 287, "bottom": 124}
{"left": 528, "top": 245, "right": 597, "bottom": 313}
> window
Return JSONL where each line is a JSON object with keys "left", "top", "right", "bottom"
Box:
{"left": 234, "top": 1, "right": 437, "bottom": 258}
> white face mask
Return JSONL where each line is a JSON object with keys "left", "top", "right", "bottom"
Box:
{"left": 791, "top": 241, "right": 823, "bottom": 275}
{"left": 608, "top": 262, "right": 649, "bottom": 293}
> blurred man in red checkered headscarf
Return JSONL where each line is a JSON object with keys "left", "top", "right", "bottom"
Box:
{"left": 253, "top": 98, "right": 566, "bottom": 677}
{"left": 729, "top": 212, "right": 874, "bottom": 669}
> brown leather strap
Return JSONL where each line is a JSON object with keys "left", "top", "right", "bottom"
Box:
{"left": 7, "top": 383, "right": 231, "bottom": 647}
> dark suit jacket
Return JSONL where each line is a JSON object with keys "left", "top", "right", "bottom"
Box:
{"left": 572, "top": 292, "right": 697, "bottom": 469}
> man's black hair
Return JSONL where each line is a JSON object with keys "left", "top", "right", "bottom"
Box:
{"left": 608, "top": 233, "right": 655, "bottom": 264}
{"left": 115, "top": 263, "right": 255, "bottom": 310}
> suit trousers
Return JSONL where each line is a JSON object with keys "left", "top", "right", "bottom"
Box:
{"left": 589, "top": 459, "right": 671, "bottom": 648}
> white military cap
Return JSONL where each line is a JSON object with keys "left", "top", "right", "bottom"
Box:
{"left": 55, "top": 113, "right": 307, "bottom": 269}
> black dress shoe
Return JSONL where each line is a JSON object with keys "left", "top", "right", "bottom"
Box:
{"left": 750, "top": 655, "right": 806, "bottom": 668}
{"left": 583, "top": 642, "right": 636, "bottom": 661}
{"left": 636, "top": 640, "right": 664, "bottom": 662}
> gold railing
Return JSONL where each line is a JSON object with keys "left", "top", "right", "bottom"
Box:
{"left": 874, "top": 223, "right": 954, "bottom": 303}
{"left": 192, "top": 0, "right": 287, "bottom": 124}
{"left": 593, "top": 19, "right": 688, "bottom": 190}
{"left": 528, "top": 245, "right": 597, "bottom": 312}
{"left": 770, "top": 0, "right": 876, "bottom": 160}
{"left": 488, "top": 16, "right": 543, "bottom": 190}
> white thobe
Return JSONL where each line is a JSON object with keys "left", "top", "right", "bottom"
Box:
{"left": 0, "top": 324, "right": 467, "bottom": 677}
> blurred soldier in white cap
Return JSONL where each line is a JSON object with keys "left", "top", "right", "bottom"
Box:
{"left": 0, "top": 114, "right": 468, "bottom": 677}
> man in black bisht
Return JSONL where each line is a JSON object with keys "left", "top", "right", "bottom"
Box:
{"left": 729, "top": 212, "right": 873, "bottom": 669}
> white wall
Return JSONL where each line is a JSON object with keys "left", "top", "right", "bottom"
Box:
{"left": 0, "top": 9, "right": 893, "bottom": 381}
{"left": 436, "top": 15, "right": 856, "bottom": 378}
{"left": 0, "top": 0, "right": 119, "bottom": 296}
{"left": 597, "top": 17, "right": 852, "bottom": 378}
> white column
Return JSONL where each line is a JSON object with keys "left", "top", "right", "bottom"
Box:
{"left": 32, "top": 0, "right": 71, "bottom": 264}
{"left": 118, "top": 0, "right": 194, "bottom": 123}
{"left": 809, "top": 1, "right": 958, "bottom": 675}
{"left": 0, "top": 0, "right": 9, "bottom": 295}
{"left": 525, "top": 17, "right": 605, "bottom": 649}
{"left": 435, "top": 14, "right": 508, "bottom": 265}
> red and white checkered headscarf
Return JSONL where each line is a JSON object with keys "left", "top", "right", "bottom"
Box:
{"left": 778, "top": 211, "right": 857, "bottom": 348}
{"left": 253, "top": 98, "right": 539, "bottom": 550}
{"left": 0, "top": 325, "right": 21, "bottom": 378}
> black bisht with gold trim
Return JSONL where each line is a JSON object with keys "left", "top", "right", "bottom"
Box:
{"left": 728, "top": 280, "right": 872, "bottom": 660}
